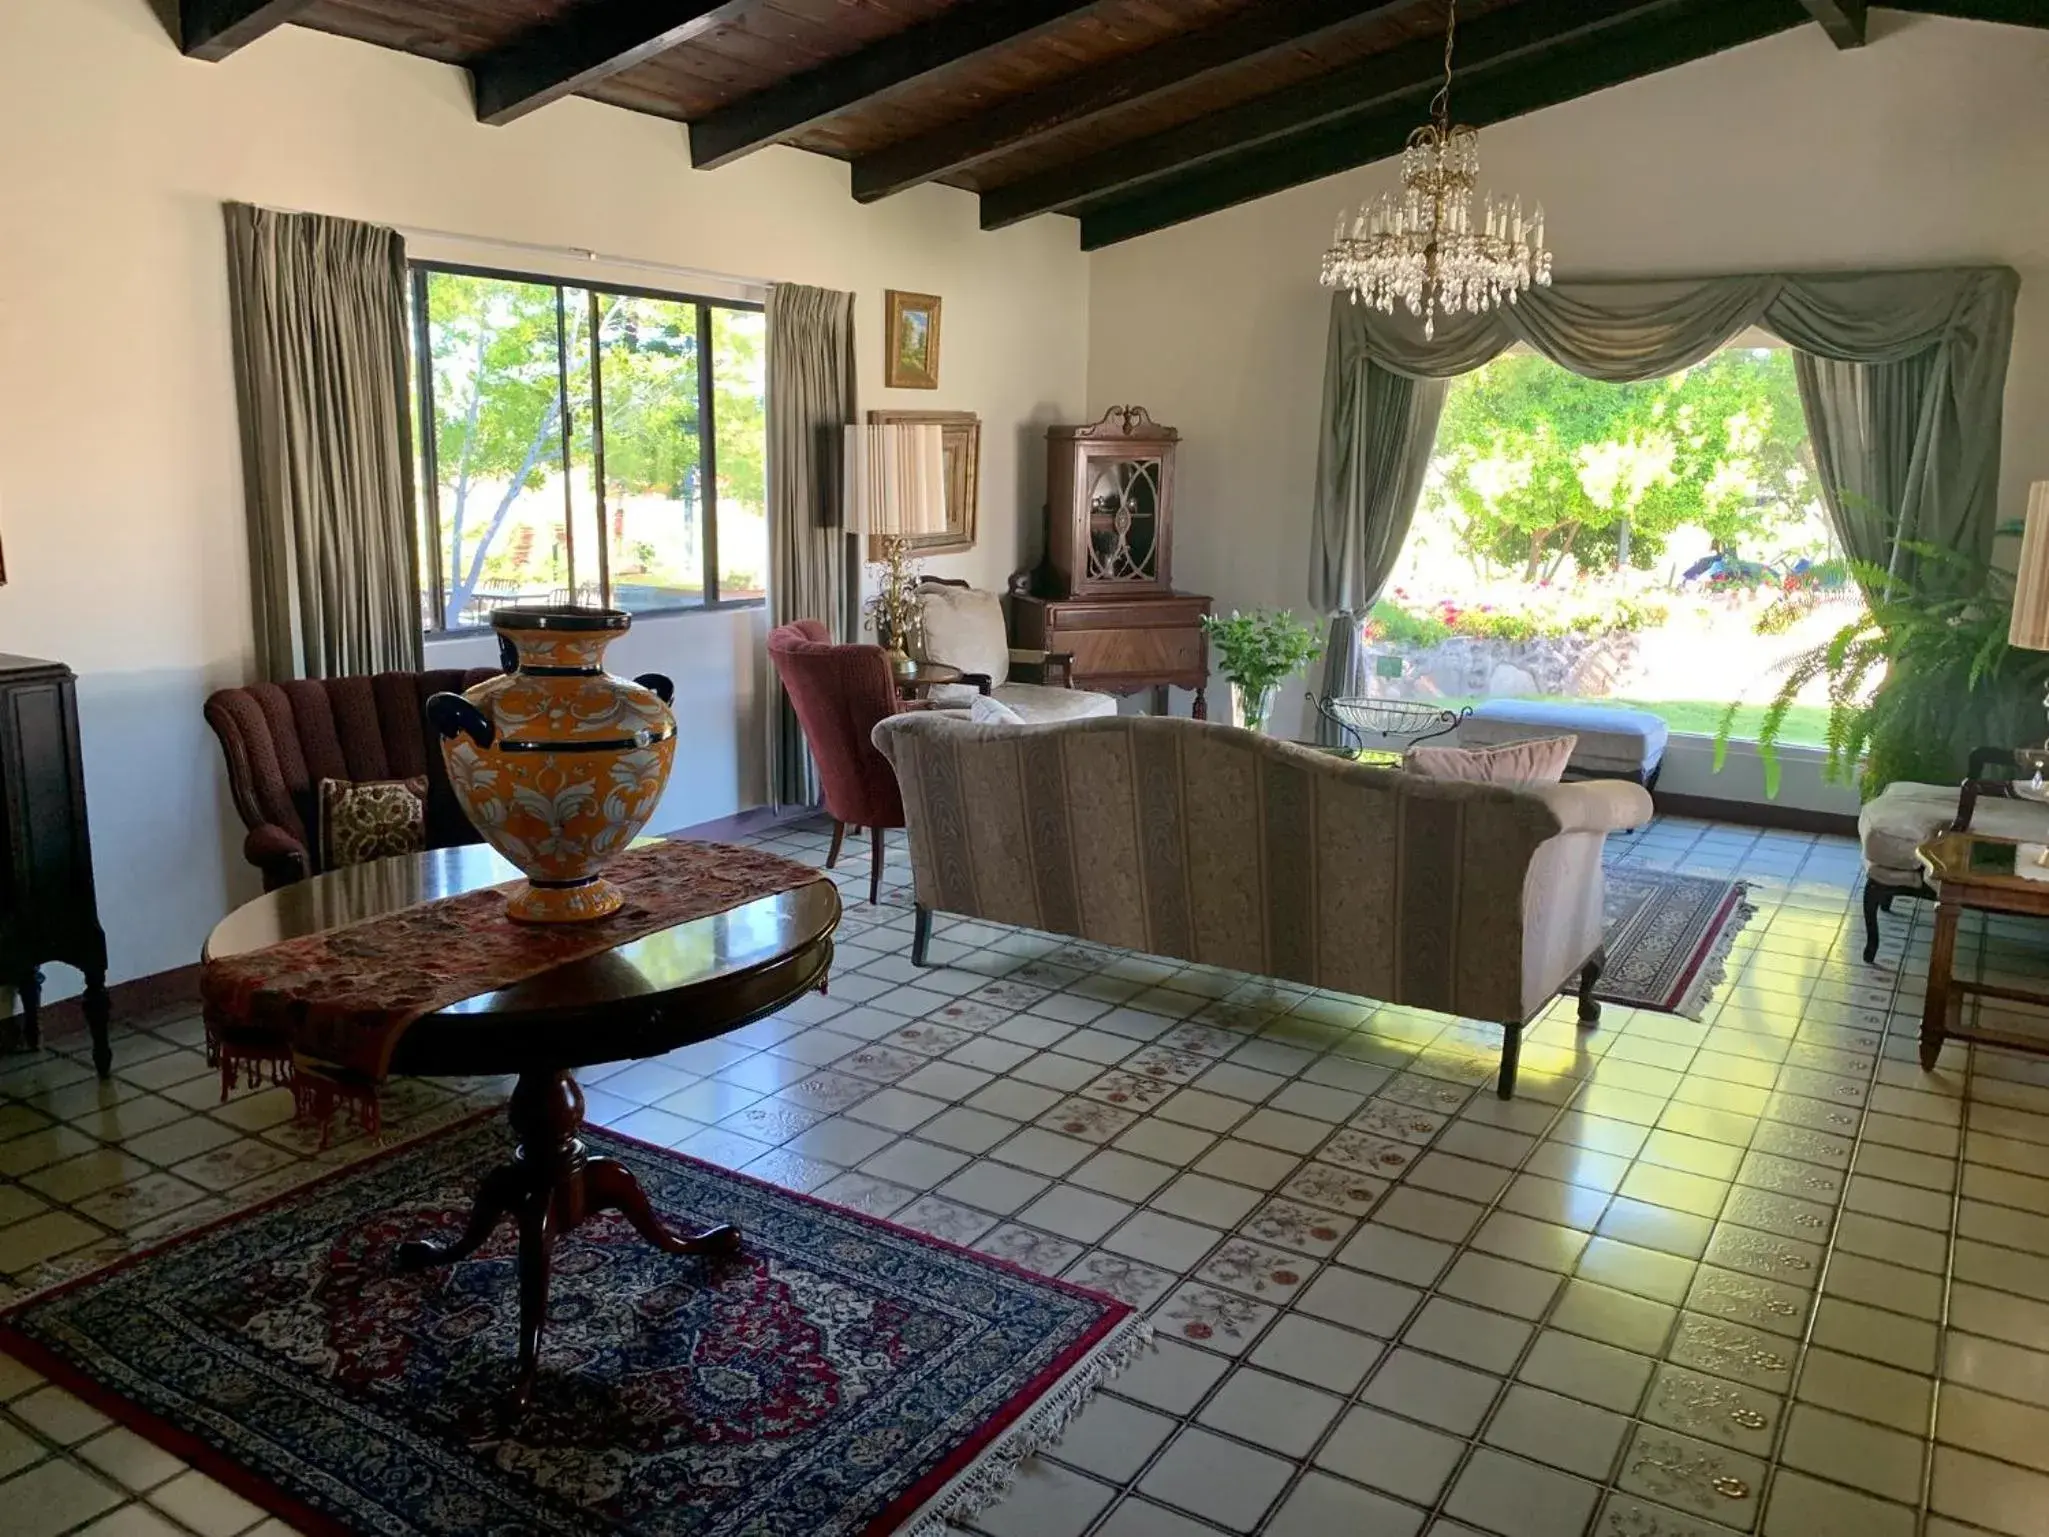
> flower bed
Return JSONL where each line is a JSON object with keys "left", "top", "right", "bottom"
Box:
{"left": 1362, "top": 590, "right": 1667, "bottom": 701}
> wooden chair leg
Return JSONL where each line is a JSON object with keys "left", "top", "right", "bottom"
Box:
{"left": 869, "top": 825, "right": 885, "bottom": 906}
{"left": 912, "top": 904, "right": 934, "bottom": 966}
{"left": 826, "top": 820, "right": 846, "bottom": 869}
{"left": 1496, "top": 1020, "right": 1521, "bottom": 1100}
{"left": 1577, "top": 947, "right": 1605, "bottom": 1028}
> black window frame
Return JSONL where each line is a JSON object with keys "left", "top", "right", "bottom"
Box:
{"left": 409, "top": 258, "right": 767, "bottom": 638}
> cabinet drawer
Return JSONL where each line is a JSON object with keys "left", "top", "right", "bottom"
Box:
{"left": 1061, "top": 624, "right": 1205, "bottom": 683}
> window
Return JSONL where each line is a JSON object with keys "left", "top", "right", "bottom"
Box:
{"left": 409, "top": 264, "right": 766, "bottom": 632}
{"left": 1368, "top": 344, "right": 1864, "bottom": 745}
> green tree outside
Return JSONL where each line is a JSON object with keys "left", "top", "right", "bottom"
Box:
{"left": 1428, "top": 348, "right": 1816, "bottom": 582}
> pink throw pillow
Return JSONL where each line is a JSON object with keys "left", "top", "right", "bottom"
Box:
{"left": 1404, "top": 735, "right": 1578, "bottom": 785}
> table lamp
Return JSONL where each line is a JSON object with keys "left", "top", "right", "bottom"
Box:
{"left": 2009, "top": 482, "right": 2049, "bottom": 759}
{"left": 845, "top": 422, "right": 948, "bottom": 677}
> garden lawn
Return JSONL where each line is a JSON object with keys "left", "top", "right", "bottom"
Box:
{"left": 1441, "top": 695, "right": 1832, "bottom": 748}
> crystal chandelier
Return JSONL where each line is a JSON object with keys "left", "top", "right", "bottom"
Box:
{"left": 1319, "top": 0, "right": 1552, "bottom": 339}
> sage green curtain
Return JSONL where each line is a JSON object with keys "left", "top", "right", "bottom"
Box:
{"left": 765, "top": 282, "right": 857, "bottom": 808}
{"left": 225, "top": 204, "right": 422, "bottom": 681}
{"left": 1316, "top": 268, "right": 2019, "bottom": 588}
{"left": 1309, "top": 346, "right": 1447, "bottom": 742}
{"left": 1795, "top": 348, "right": 1946, "bottom": 589}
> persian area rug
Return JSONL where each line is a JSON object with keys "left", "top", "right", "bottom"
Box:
{"left": 1592, "top": 868, "right": 1755, "bottom": 1018}
{"left": 0, "top": 1116, "right": 1145, "bottom": 1537}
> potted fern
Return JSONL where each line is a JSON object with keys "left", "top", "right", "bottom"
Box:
{"left": 1717, "top": 540, "right": 2049, "bottom": 799}
{"left": 1200, "top": 609, "right": 1324, "bottom": 734}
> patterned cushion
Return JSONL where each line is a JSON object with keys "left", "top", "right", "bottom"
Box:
{"left": 915, "top": 585, "right": 1010, "bottom": 685}
{"left": 318, "top": 776, "right": 428, "bottom": 869}
{"left": 1405, "top": 735, "right": 1578, "bottom": 784}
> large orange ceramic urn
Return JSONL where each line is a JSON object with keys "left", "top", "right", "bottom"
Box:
{"left": 427, "top": 607, "right": 677, "bottom": 924}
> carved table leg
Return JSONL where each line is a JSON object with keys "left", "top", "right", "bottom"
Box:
{"left": 1192, "top": 686, "right": 1208, "bottom": 721}
{"left": 84, "top": 969, "right": 112, "bottom": 1078}
{"left": 396, "top": 1067, "right": 742, "bottom": 1407}
{"left": 18, "top": 967, "right": 42, "bottom": 1051}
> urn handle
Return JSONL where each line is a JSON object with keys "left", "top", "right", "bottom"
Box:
{"left": 426, "top": 693, "right": 496, "bottom": 750}
{"left": 634, "top": 672, "right": 676, "bottom": 706}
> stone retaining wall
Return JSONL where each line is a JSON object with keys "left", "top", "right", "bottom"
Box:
{"left": 1373, "top": 632, "right": 1643, "bottom": 700}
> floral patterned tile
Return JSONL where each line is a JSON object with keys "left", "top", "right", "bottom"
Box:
{"left": 173, "top": 1137, "right": 305, "bottom": 1193}
{"left": 780, "top": 1071, "right": 876, "bottom": 1114}
{"left": 1152, "top": 1281, "right": 1279, "bottom": 1355}
{"left": 882, "top": 1021, "right": 973, "bottom": 1058}
{"left": 71, "top": 1172, "right": 211, "bottom": 1229}
{"left": 1120, "top": 1047, "right": 1212, "bottom": 1085}
{"left": 973, "top": 980, "right": 1051, "bottom": 1009}
{"left": 973, "top": 1223, "right": 1086, "bottom": 1277}
{"left": 834, "top": 1045, "right": 929, "bottom": 1085}
{"left": 1350, "top": 1098, "right": 1450, "bottom": 1146}
{"left": 1241, "top": 1197, "right": 1356, "bottom": 1258}
{"left": 718, "top": 1099, "right": 826, "bottom": 1144}
{"left": 1157, "top": 1023, "right": 1245, "bottom": 1059}
{"left": 1079, "top": 1071, "right": 1176, "bottom": 1112}
{"left": 1038, "top": 1098, "right": 1141, "bottom": 1144}
{"left": 814, "top": 1172, "right": 917, "bottom": 1219}
{"left": 1064, "top": 1250, "right": 1178, "bottom": 1310}
{"left": 1279, "top": 1162, "right": 1391, "bottom": 1218}
{"left": 1319, "top": 1129, "right": 1418, "bottom": 1178}
{"left": 1379, "top": 1073, "right": 1474, "bottom": 1115}
{"left": 892, "top": 1196, "right": 998, "bottom": 1247}
{"left": 740, "top": 1148, "right": 840, "bottom": 1194}
{"left": 1194, "top": 1238, "right": 1314, "bottom": 1303}
{"left": 927, "top": 999, "right": 1013, "bottom": 1032}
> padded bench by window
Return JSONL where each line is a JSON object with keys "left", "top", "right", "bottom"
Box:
{"left": 1459, "top": 700, "right": 1668, "bottom": 790}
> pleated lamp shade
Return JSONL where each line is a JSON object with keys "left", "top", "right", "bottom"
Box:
{"left": 843, "top": 424, "right": 949, "bottom": 539}
{"left": 2011, "top": 482, "right": 2049, "bottom": 651}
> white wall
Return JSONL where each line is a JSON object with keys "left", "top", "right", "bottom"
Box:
{"left": 0, "top": 0, "right": 1089, "bottom": 987}
{"left": 1087, "top": 11, "right": 2049, "bottom": 809}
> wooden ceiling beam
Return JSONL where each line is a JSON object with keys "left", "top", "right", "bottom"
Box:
{"left": 1799, "top": 0, "right": 1868, "bottom": 47}
{"left": 687, "top": 0, "right": 1104, "bottom": 170}
{"left": 1074, "top": 0, "right": 1808, "bottom": 249}
{"left": 979, "top": 0, "right": 1684, "bottom": 231}
{"left": 850, "top": 0, "right": 1417, "bottom": 204}
{"left": 471, "top": 2, "right": 753, "bottom": 126}
{"left": 176, "top": 0, "right": 315, "bottom": 62}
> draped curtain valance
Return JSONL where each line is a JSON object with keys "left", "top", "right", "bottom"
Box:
{"left": 1311, "top": 266, "right": 2020, "bottom": 616}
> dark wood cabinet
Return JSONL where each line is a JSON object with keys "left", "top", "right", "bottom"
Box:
{"left": 0, "top": 656, "right": 110, "bottom": 1074}
{"left": 1018, "top": 406, "right": 1210, "bottom": 715}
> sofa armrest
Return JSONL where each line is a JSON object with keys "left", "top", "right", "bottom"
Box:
{"left": 1531, "top": 779, "right": 1654, "bottom": 835}
{"left": 245, "top": 823, "right": 309, "bottom": 891}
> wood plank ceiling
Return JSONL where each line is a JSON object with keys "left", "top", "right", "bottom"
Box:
{"left": 172, "top": 0, "right": 2042, "bottom": 247}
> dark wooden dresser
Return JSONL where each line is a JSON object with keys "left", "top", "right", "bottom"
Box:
{"left": 1014, "top": 406, "right": 1211, "bottom": 716}
{"left": 0, "top": 655, "right": 111, "bottom": 1074}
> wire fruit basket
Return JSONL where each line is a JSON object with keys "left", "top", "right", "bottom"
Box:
{"left": 1309, "top": 694, "right": 1471, "bottom": 754}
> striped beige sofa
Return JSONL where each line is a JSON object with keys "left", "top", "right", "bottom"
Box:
{"left": 871, "top": 713, "right": 1653, "bottom": 1098}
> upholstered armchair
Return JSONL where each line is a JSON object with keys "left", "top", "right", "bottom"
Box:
{"left": 913, "top": 578, "right": 1117, "bottom": 724}
{"left": 205, "top": 669, "right": 498, "bottom": 890}
{"left": 767, "top": 619, "right": 920, "bottom": 904}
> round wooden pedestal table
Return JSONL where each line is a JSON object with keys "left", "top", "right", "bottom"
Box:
{"left": 202, "top": 842, "right": 841, "bottom": 1406}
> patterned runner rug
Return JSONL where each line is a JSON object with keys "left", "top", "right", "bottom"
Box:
{"left": 0, "top": 1115, "right": 1146, "bottom": 1537}
{"left": 1593, "top": 868, "right": 1755, "bottom": 1018}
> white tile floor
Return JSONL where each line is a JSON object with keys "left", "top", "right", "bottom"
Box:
{"left": 4, "top": 814, "right": 2049, "bottom": 1537}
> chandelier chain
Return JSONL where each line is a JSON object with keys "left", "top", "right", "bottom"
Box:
{"left": 1429, "top": 0, "right": 1457, "bottom": 132}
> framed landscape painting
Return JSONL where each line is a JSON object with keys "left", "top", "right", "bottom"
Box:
{"left": 885, "top": 290, "right": 942, "bottom": 389}
{"left": 865, "top": 408, "right": 978, "bottom": 558}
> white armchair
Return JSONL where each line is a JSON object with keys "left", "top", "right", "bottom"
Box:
{"left": 913, "top": 578, "right": 1117, "bottom": 724}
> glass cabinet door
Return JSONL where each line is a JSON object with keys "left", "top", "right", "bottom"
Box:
{"left": 1085, "top": 455, "right": 1162, "bottom": 584}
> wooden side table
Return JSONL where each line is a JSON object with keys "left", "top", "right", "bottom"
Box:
{"left": 1915, "top": 830, "right": 2049, "bottom": 1069}
{"left": 892, "top": 660, "right": 979, "bottom": 701}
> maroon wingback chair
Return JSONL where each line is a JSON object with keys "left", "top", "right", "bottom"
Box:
{"left": 767, "top": 619, "right": 919, "bottom": 905}
{"left": 205, "top": 669, "right": 498, "bottom": 890}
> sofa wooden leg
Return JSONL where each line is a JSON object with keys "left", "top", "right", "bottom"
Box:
{"left": 1578, "top": 948, "right": 1605, "bottom": 1028}
{"left": 912, "top": 904, "right": 933, "bottom": 967}
{"left": 826, "top": 820, "right": 846, "bottom": 869}
{"left": 1496, "top": 1022, "right": 1521, "bottom": 1100}
{"left": 868, "top": 826, "right": 885, "bottom": 907}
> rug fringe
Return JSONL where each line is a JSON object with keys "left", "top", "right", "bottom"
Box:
{"left": 1675, "top": 882, "right": 1757, "bottom": 1020}
{"left": 895, "top": 1314, "right": 1156, "bottom": 1537}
